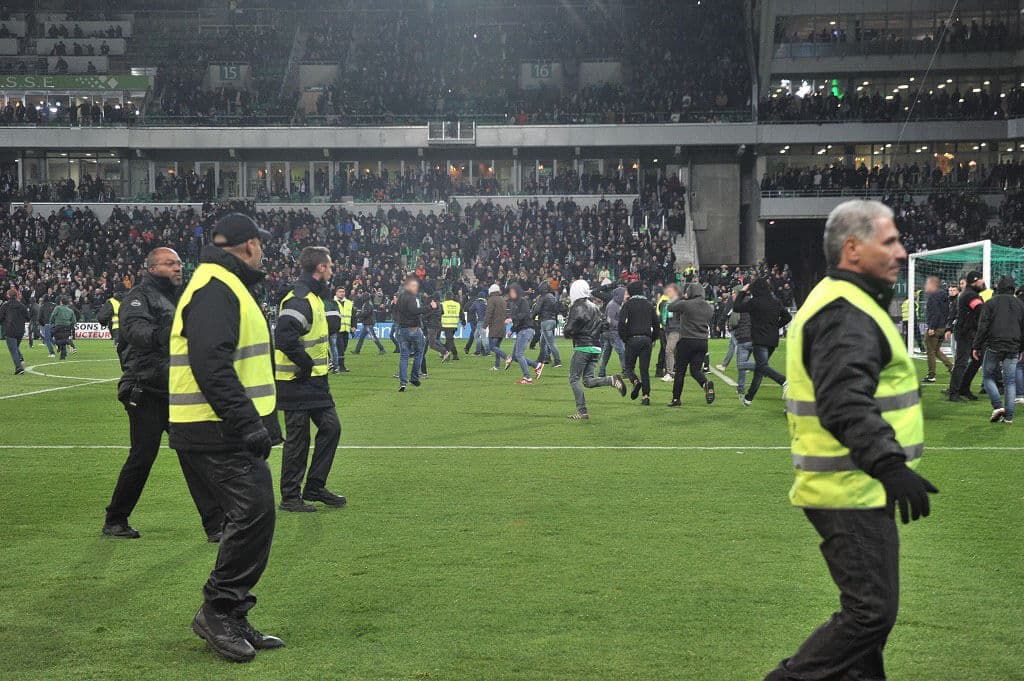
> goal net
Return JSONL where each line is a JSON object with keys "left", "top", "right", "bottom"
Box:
{"left": 907, "top": 240, "right": 1024, "bottom": 357}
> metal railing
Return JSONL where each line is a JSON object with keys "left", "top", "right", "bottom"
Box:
{"left": 760, "top": 185, "right": 1009, "bottom": 198}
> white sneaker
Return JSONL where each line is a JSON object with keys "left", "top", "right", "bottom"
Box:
{"left": 743, "top": 398, "right": 753, "bottom": 407}
{"left": 661, "top": 373, "right": 673, "bottom": 382}
{"left": 1015, "top": 398, "right": 1024, "bottom": 405}
{"left": 48, "top": 353, "right": 55, "bottom": 358}
{"left": 990, "top": 408, "right": 1006, "bottom": 423}
{"left": 715, "top": 364, "right": 726, "bottom": 371}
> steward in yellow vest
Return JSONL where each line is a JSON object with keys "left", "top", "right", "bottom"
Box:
{"left": 166, "top": 213, "right": 285, "bottom": 662}
{"left": 273, "top": 246, "right": 345, "bottom": 512}
{"left": 440, "top": 293, "right": 461, "bottom": 361}
{"left": 97, "top": 291, "right": 124, "bottom": 346}
{"left": 766, "top": 200, "right": 937, "bottom": 681}
{"left": 326, "top": 286, "right": 354, "bottom": 372}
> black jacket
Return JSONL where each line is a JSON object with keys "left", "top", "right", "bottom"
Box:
{"left": 507, "top": 285, "right": 533, "bottom": 332}
{"left": 532, "top": 282, "right": 560, "bottom": 322}
{"left": 396, "top": 289, "right": 425, "bottom": 328}
{"left": 117, "top": 272, "right": 179, "bottom": 396}
{"left": 274, "top": 273, "right": 334, "bottom": 411}
{"left": 564, "top": 298, "right": 607, "bottom": 347}
{"left": 168, "top": 244, "right": 282, "bottom": 454}
{"left": 356, "top": 294, "right": 376, "bottom": 324}
{"left": 38, "top": 300, "right": 55, "bottom": 326}
{"left": 954, "top": 287, "right": 985, "bottom": 340}
{"left": 800, "top": 269, "right": 907, "bottom": 477}
{"left": 733, "top": 288, "right": 791, "bottom": 348}
{"left": 618, "top": 295, "right": 659, "bottom": 341}
{"left": 973, "top": 293, "right": 1024, "bottom": 354}
{"left": 0, "top": 298, "right": 29, "bottom": 339}
{"left": 925, "top": 289, "right": 950, "bottom": 329}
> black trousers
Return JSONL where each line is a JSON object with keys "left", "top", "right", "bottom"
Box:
{"left": 655, "top": 330, "right": 667, "bottom": 376}
{"left": 623, "top": 335, "right": 653, "bottom": 397}
{"left": 280, "top": 406, "right": 342, "bottom": 500}
{"left": 337, "top": 330, "right": 349, "bottom": 360}
{"left": 672, "top": 337, "right": 709, "bottom": 400}
{"left": 464, "top": 321, "right": 478, "bottom": 353}
{"left": 426, "top": 326, "right": 447, "bottom": 355}
{"left": 105, "top": 394, "right": 224, "bottom": 537}
{"left": 949, "top": 336, "right": 982, "bottom": 396}
{"left": 185, "top": 449, "right": 276, "bottom": 613}
{"left": 442, "top": 327, "right": 459, "bottom": 359}
{"left": 766, "top": 508, "right": 899, "bottom": 681}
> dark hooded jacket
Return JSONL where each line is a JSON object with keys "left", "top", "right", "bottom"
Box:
{"left": 532, "top": 281, "right": 560, "bottom": 322}
{"left": 168, "top": 244, "right": 283, "bottom": 454}
{"left": 667, "top": 282, "right": 713, "bottom": 340}
{"left": 564, "top": 297, "right": 608, "bottom": 347}
{"left": 117, "top": 272, "right": 179, "bottom": 396}
{"left": 0, "top": 297, "right": 29, "bottom": 339}
{"left": 605, "top": 286, "right": 625, "bottom": 331}
{"left": 483, "top": 290, "right": 507, "bottom": 338}
{"left": 973, "top": 276, "right": 1024, "bottom": 355}
{"left": 507, "top": 284, "right": 533, "bottom": 333}
{"left": 733, "top": 279, "right": 792, "bottom": 347}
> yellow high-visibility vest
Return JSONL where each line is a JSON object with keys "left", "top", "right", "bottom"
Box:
{"left": 109, "top": 297, "right": 120, "bottom": 331}
{"left": 441, "top": 300, "right": 461, "bottom": 329}
{"left": 336, "top": 297, "right": 354, "bottom": 333}
{"left": 786, "top": 277, "right": 924, "bottom": 509}
{"left": 275, "top": 288, "right": 329, "bottom": 381}
{"left": 169, "top": 263, "right": 276, "bottom": 424}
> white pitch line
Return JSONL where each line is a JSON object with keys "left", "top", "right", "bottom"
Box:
{"left": 708, "top": 367, "right": 738, "bottom": 387}
{"left": 0, "top": 378, "right": 117, "bottom": 401}
{"left": 0, "top": 444, "right": 1014, "bottom": 451}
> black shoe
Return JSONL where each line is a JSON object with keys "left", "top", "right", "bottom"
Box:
{"left": 378, "top": 350, "right": 386, "bottom": 355}
{"left": 279, "top": 498, "right": 317, "bottom": 513}
{"left": 207, "top": 532, "right": 222, "bottom": 543}
{"left": 303, "top": 487, "right": 347, "bottom": 508}
{"left": 704, "top": 380, "right": 716, "bottom": 405}
{"left": 192, "top": 604, "right": 256, "bottom": 663}
{"left": 234, "top": 613, "right": 285, "bottom": 650}
{"left": 340, "top": 366, "right": 350, "bottom": 373}
{"left": 922, "top": 376, "right": 936, "bottom": 383}
{"left": 612, "top": 374, "right": 627, "bottom": 397}
{"left": 947, "top": 394, "right": 966, "bottom": 402}
{"left": 630, "top": 381, "right": 642, "bottom": 401}
{"left": 14, "top": 366, "right": 25, "bottom": 375}
{"left": 641, "top": 397, "right": 650, "bottom": 406}
{"left": 962, "top": 392, "right": 980, "bottom": 401}
{"left": 102, "top": 522, "right": 140, "bottom": 539}
{"left": 398, "top": 384, "right": 406, "bottom": 392}
{"left": 410, "top": 379, "right": 421, "bottom": 387}
{"left": 667, "top": 400, "right": 681, "bottom": 407}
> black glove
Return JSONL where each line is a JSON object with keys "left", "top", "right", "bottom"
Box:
{"left": 242, "top": 425, "right": 273, "bottom": 460}
{"left": 876, "top": 463, "right": 938, "bottom": 524}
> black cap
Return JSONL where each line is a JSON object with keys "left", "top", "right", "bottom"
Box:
{"left": 965, "top": 270, "right": 983, "bottom": 285}
{"left": 212, "top": 213, "right": 271, "bottom": 247}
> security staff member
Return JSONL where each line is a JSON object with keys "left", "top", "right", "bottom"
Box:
{"left": 323, "top": 288, "right": 342, "bottom": 373}
{"left": 334, "top": 286, "right": 353, "bottom": 372}
{"left": 275, "top": 246, "right": 345, "bottom": 512}
{"left": 948, "top": 271, "right": 987, "bottom": 401}
{"left": 97, "top": 291, "right": 124, "bottom": 347}
{"left": 440, "top": 291, "right": 461, "bottom": 361}
{"left": 102, "top": 248, "right": 224, "bottom": 542}
{"left": 169, "top": 213, "right": 283, "bottom": 663}
{"left": 766, "top": 200, "right": 937, "bottom": 681}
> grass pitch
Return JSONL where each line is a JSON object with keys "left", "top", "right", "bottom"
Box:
{"left": 0, "top": 339, "right": 1021, "bottom": 681}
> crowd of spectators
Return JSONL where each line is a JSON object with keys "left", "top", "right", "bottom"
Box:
{"left": 761, "top": 160, "right": 1024, "bottom": 194}
{"left": 0, "top": 196, "right": 680, "bottom": 325}
{"left": 775, "top": 16, "right": 1018, "bottom": 54}
{"left": 760, "top": 85, "right": 1024, "bottom": 123}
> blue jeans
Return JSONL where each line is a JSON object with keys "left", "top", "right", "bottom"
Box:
{"left": 490, "top": 337, "right": 508, "bottom": 368}
{"left": 395, "top": 327, "right": 425, "bottom": 385}
{"left": 598, "top": 330, "right": 625, "bottom": 377}
{"left": 42, "top": 324, "right": 54, "bottom": 354}
{"left": 538, "top": 319, "right": 561, "bottom": 365}
{"left": 982, "top": 350, "right": 1018, "bottom": 420}
{"left": 328, "top": 333, "right": 339, "bottom": 368}
{"left": 721, "top": 334, "right": 737, "bottom": 366}
{"left": 733, "top": 341, "right": 756, "bottom": 391}
{"left": 745, "top": 344, "right": 786, "bottom": 401}
{"left": 476, "top": 324, "right": 490, "bottom": 355}
{"left": 512, "top": 328, "right": 538, "bottom": 378}
{"left": 6, "top": 335, "right": 24, "bottom": 370}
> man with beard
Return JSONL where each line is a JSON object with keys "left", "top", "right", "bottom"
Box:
{"left": 102, "top": 247, "right": 225, "bottom": 541}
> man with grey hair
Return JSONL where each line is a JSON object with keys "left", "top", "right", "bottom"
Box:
{"left": 765, "top": 200, "right": 937, "bottom": 681}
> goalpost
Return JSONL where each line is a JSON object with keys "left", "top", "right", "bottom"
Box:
{"left": 907, "top": 239, "right": 1024, "bottom": 358}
